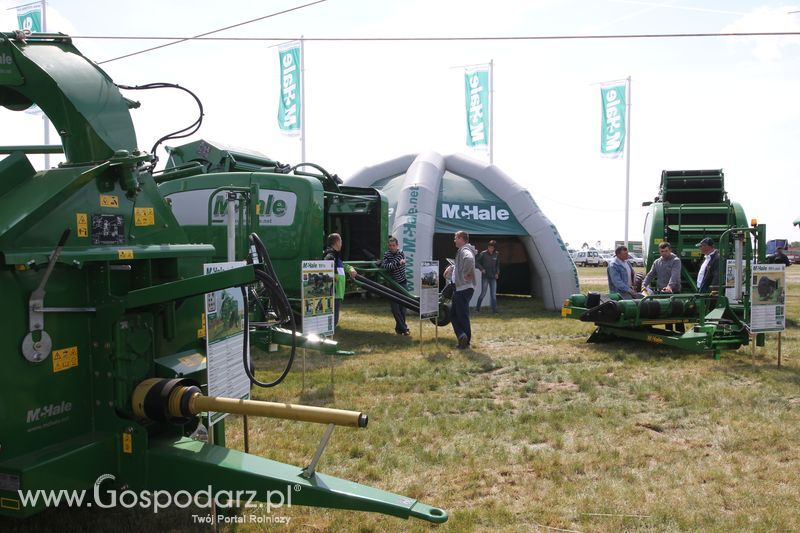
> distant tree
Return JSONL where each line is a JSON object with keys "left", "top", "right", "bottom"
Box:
{"left": 582, "top": 242, "right": 589, "bottom": 249}
{"left": 791, "top": 241, "right": 800, "bottom": 249}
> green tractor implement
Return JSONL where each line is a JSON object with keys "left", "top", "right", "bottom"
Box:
{"left": 562, "top": 169, "right": 767, "bottom": 358}
{"left": 0, "top": 31, "right": 446, "bottom": 523}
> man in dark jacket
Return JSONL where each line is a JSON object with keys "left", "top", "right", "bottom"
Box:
{"left": 768, "top": 247, "right": 792, "bottom": 267}
{"left": 323, "top": 233, "right": 357, "bottom": 328}
{"left": 476, "top": 240, "right": 500, "bottom": 313}
{"left": 696, "top": 238, "right": 720, "bottom": 293}
{"left": 380, "top": 236, "right": 410, "bottom": 335}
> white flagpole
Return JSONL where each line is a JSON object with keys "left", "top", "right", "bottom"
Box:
{"left": 300, "top": 36, "right": 306, "bottom": 163}
{"left": 489, "top": 59, "right": 494, "bottom": 165}
{"left": 41, "top": 0, "right": 51, "bottom": 168}
{"left": 624, "top": 75, "right": 631, "bottom": 248}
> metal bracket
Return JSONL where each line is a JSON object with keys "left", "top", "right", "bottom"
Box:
{"left": 22, "top": 229, "right": 70, "bottom": 363}
{"left": 301, "top": 423, "right": 336, "bottom": 479}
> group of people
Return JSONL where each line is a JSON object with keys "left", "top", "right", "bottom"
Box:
{"left": 327, "top": 230, "right": 500, "bottom": 350}
{"left": 608, "top": 237, "right": 721, "bottom": 299}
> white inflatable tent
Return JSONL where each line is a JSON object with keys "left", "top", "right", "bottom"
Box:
{"left": 346, "top": 151, "right": 579, "bottom": 311}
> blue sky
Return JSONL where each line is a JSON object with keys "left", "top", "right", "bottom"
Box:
{"left": 2, "top": 0, "right": 799, "bottom": 247}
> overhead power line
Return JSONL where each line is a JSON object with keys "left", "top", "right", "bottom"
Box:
{"left": 82, "top": 30, "right": 800, "bottom": 49}
{"left": 97, "top": 0, "right": 327, "bottom": 64}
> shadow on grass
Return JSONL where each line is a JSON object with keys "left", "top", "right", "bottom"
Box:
{"left": 462, "top": 347, "right": 501, "bottom": 372}
{"left": 298, "top": 384, "right": 336, "bottom": 405}
{"left": 582, "top": 336, "right": 712, "bottom": 362}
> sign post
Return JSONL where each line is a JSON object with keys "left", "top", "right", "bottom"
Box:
{"left": 419, "top": 261, "right": 440, "bottom": 353}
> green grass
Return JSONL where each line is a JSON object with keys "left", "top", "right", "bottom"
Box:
{"left": 6, "top": 268, "right": 799, "bottom": 532}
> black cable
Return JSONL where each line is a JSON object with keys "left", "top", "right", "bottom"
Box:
{"left": 240, "top": 233, "right": 297, "bottom": 388}
{"left": 96, "top": 0, "right": 328, "bottom": 64}
{"left": 78, "top": 31, "right": 800, "bottom": 44}
{"left": 116, "top": 82, "right": 204, "bottom": 171}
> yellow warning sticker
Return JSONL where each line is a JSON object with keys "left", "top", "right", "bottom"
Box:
{"left": 118, "top": 249, "right": 134, "bottom": 260}
{"left": 197, "top": 313, "right": 206, "bottom": 338}
{"left": 0, "top": 498, "right": 21, "bottom": 511}
{"left": 561, "top": 307, "right": 572, "bottom": 317}
{"left": 122, "top": 432, "right": 133, "bottom": 454}
{"left": 52, "top": 346, "right": 79, "bottom": 373}
{"left": 76, "top": 213, "right": 88, "bottom": 237}
{"left": 134, "top": 207, "right": 155, "bottom": 226}
{"left": 100, "top": 194, "right": 119, "bottom": 208}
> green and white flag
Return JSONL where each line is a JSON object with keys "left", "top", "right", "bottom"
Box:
{"left": 464, "top": 68, "right": 489, "bottom": 148}
{"left": 277, "top": 43, "right": 301, "bottom": 135}
{"left": 17, "top": 5, "right": 43, "bottom": 33}
{"left": 600, "top": 82, "right": 627, "bottom": 158}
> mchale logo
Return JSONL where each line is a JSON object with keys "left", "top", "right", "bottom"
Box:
{"left": 1, "top": 53, "right": 13, "bottom": 65}
{"left": 441, "top": 203, "right": 509, "bottom": 221}
{"left": 26, "top": 401, "right": 72, "bottom": 423}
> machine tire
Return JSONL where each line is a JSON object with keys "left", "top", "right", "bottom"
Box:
{"left": 431, "top": 302, "right": 451, "bottom": 327}
{"left": 633, "top": 272, "right": 645, "bottom": 292}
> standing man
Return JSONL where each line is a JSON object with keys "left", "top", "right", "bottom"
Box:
{"left": 323, "top": 233, "right": 357, "bottom": 328}
{"left": 476, "top": 239, "right": 500, "bottom": 313}
{"left": 642, "top": 241, "right": 684, "bottom": 332}
{"left": 641, "top": 242, "right": 682, "bottom": 294}
{"left": 768, "top": 246, "right": 792, "bottom": 267}
{"left": 444, "top": 231, "right": 477, "bottom": 349}
{"left": 696, "top": 237, "right": 720, "bottom": 293}
{"left": 381, "top": 236, "right": 410, "bottom": 335}
{"left": 607, "top": 245, "right": 641, "bottom": 299}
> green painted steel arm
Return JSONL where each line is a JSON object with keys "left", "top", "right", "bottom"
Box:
{"left": 147, "top": 437, "right": 448, "bottom": 523}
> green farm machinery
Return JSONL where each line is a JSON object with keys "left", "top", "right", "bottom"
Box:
{"left": 563, "top": 169, "right": 767, "bottom": 357}
{"left": 0, "top": 31, "right": 446, "bottom": 523}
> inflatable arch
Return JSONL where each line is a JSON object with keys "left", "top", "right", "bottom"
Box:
{"left": 346, "top": 151, "right": 579, "bottom": 311}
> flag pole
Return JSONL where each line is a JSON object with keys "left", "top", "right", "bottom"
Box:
{"left": 489, "top": 59, "right": 494, "bottom": 165}
{"left": 41, "top": 0, "right": 50, "bottom": 169}
{"left": 300, "top": 35, "right": 306, "bottom": 163}
{"left": 624, "top": 75, "right": 631, "bottom": 248}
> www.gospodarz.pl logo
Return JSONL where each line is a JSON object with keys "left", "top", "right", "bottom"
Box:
{"left": 17, "top": 473, "right": 299, "bottom": 515}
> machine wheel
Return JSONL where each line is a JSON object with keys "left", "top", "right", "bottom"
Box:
{"left": 633, "top": 273, "right": 645, "bottom": 292}
{"left": 430, "top": 302, "right": 451, "bottom": 327}
{"left": 601, "top": 261, "right": 608, "bottom": 267}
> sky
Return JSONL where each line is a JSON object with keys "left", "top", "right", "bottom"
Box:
{"left": 1, "top": 0, "right": 799, "bottom": 249}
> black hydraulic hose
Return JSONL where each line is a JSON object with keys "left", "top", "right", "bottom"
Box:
{"left": 353, "top": 274, "right": 419, "bottom": 308}
{"left": 240, "top": 233, "right": 297, "bottom": 388}
{"left": 116, "top": 82, "right": 204, "bottom": 172}
{"left": 353, "top": 277, "right": 420, "bottom": 312}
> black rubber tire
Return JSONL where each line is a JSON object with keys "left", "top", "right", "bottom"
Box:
{"left": 633, "top": 272, "right": 645, "bottom": 293}
{"left": 431, "top": 302, "right": 451, "bottom": 327}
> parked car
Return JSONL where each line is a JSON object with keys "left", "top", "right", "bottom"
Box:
{"left": 599, "top": 254, "right": 614, "bottom": 267}
{"left": 573, "top": 250, "right": 602, "bottom": 267}
{"left": 628, "top": 253, "right": 644, "bottom": 267}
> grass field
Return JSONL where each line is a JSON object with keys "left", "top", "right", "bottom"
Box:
{"left": 6, "top": 266, "right": 799, "bottom": 532}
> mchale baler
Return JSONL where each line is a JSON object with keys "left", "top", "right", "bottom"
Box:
{"left": 0, "top": 31, "right": 446, "bottom": 523}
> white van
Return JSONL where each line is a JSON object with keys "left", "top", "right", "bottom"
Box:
{"left": 573, "top": 250, "right": 602, "bottom": 267}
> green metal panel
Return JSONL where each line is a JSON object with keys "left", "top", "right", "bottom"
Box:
{"left": 0, "top": 34, "right": 137, "bottom": 163}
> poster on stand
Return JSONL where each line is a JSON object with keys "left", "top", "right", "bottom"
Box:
{"left": 302, "top": 260, "right": 335, "bottom": 336}
{"left": 750, "top": 264, "right": 785, "bottom": 333}
{"left": 204, "top": 261, "right": 250, "bottom": 425}
{"left": 419, "top": 260, "right": 440, "bottom": 320}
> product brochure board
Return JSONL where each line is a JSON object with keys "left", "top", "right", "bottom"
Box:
{"left": 419, "top": 260, "right": 440, "bottom": 320}
{"left": 750, "top": 264, "right": 786, "bottom": 333}
{"left": 724, "top": 259, "right": 742, "bottom": 304}
{"left": 204, "top": 261, "right": 250, "bottom": 425}
{"left": 302, "top": 260, "right": 335, "bottom": 336}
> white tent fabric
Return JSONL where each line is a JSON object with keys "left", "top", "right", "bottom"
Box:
{"left": 347, "top": 152, "right": 579, "bottom": 310}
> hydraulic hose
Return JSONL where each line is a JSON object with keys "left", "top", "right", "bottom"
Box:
{"left": 353, "top": 274, "right": 420, "bottom": 310}
{"left": 240, "top": 233, "right": 297, "bottom": 388}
